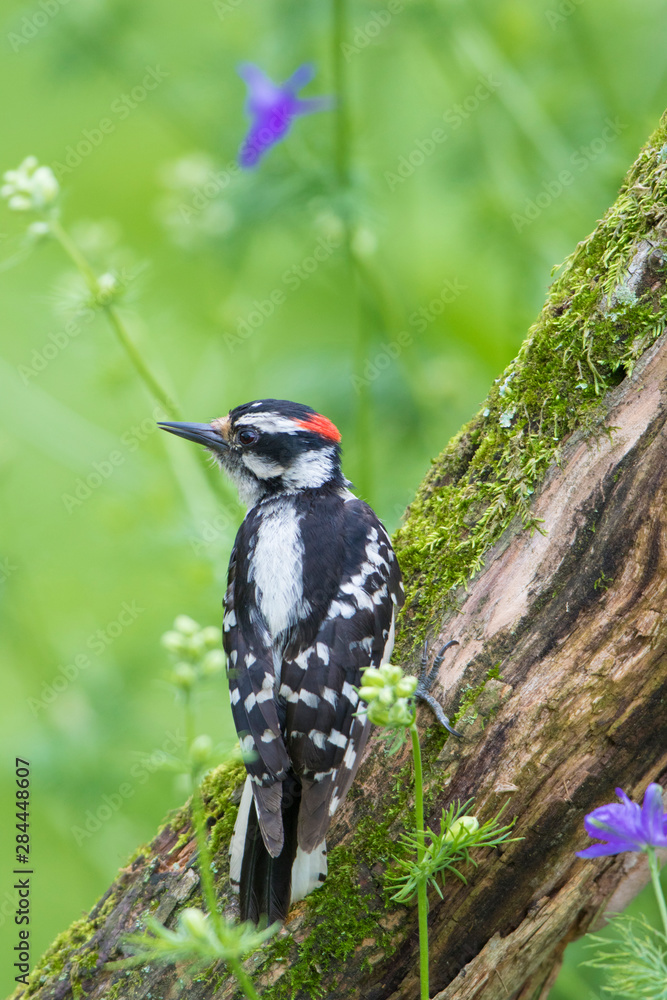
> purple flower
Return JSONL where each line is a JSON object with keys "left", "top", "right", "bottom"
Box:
{"left": 577, "top": 784, "right": 667, "bottom": 858}
{"left": 238, "top": 63, "right": 332, "bottom": 168}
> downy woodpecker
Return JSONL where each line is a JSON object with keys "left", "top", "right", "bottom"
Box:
{"left": 159, "top": 399, "right": 404, "bottom": 925}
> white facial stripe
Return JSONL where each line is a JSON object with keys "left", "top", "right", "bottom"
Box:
{"left": 242, "top": 452, "right": 286, "bottom": 479}
{"left": 235, "top": 413, "right": 302, "bottom": 435}
{"left": 282, "top": 448, "right": 336, "bottom": 490}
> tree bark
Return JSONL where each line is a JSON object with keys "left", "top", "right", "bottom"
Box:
{"left": 15, "top": 115, "right": 667, "bottom": 1000}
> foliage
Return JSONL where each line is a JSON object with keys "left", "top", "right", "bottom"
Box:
{"left": 358, "top": 663, "right": 516, "bottom": 1000}
{"left": 388, "top": 798, "right": 515, "bottom": 903}
{"left": 109, "top": 616, "right": 270, "bottom": 1000}
{"left": 582, "top": 915, "right": 667, "bottom": 1000}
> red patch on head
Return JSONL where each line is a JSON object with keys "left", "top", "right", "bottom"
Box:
{"left": 293, "top": 413, "right": 341, "bottom": 443}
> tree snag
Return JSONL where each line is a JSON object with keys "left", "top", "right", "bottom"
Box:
{"left": 14, "top": 114, "right": 667, "bottom": 1000}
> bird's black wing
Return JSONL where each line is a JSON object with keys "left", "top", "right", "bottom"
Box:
{"left": 280, "top": 496, "right": 404, "bottom": 852}
{"left": 223, "top": 531, "right": 291, "bottom": 856}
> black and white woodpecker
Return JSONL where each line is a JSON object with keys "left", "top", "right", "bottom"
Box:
{"left": 159, "top": 399, "right": 434, "bottom": 925}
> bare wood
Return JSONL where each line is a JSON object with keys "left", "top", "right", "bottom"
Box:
{"left": 16, "top": 120, "right": 667, "bottom": 1000}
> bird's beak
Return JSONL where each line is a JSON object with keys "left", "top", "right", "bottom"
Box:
{"left": 158, "top": 421, "right": 229, "bottom": 450}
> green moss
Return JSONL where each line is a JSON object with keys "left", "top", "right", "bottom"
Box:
{"left": 452, "top": 665, "right": 504, "bottom": 727}
{"left": 201, "top": 756, "right": 246, "bottom": 857}
{"left": 393, "top": 114, "right": 667, "bottom": 649}
{"left": 102, "top": 970, "right": 145, "bottom": 998}
{"left": 258, "top": 726, "right": 460, "bottom": 998}
{"left": 103, "top": 981, "right": 125, "bottom": 1000}
{"left": 261, "top": 843, "right": 391, "bottom": 1000}
{"left": 17, "top": 916, "right": 99, "bottom": 998}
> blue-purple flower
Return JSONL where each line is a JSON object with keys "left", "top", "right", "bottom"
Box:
{"left": 238, "top": 64, "right": 332, "bottom": 168}
{"left": 577, "top": 784, "right": 667, "bottom": 858}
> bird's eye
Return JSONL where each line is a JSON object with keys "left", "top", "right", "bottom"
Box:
{"left": 238, "top": 428, "right": 259, "bottom": 447}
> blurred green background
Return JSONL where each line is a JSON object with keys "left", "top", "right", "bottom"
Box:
{"left": 1, "top": 0, "right": 666, "bottom": 995}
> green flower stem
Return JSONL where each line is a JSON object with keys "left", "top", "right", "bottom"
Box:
{"left": 183, "top": 692, "right": 262, "bottom": 1000}
{"left": 104, "top": 302, "right": 179, "bottom": 419}
{"left": 409, "top": 721, "right": 430, "bottom": 1000}
{"left": 228, "top": 958, "right": 262, "bottom": 1000}
{"left": 48, "top": 217, "right": 179, "bottom": 420}
{"left": 332, "top": 0, "right": 350, "bottom": 190}
{"left": 47, "top": 215, "right": 238, "bottom": 535}
{"left": 647, "top": 847, "right": 667, "bottom": 938}
{"left": 331, "top": 0, "right": 374, "bottom": 500}
{"left": 183, "top": 691, "right": 218, "bottom": 921}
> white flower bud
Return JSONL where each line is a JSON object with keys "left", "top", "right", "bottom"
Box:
{"left": 202, "top": 649, "right": 225, "bottom": 675}
{"left": 1, "top": 157, "right": 59, "bottom": 213}
{"left": 179, "top": 907, "right": 210, "bottom": 940}
{"left": 30, "top": 166, "right": 59, "bottom": 208}
{"left": 190, "top": 734, "right": 213, "bottom": 765}
{"left": 444, "top": 816, "right": 479, "bottom": 842}
{"left": 96, "top": 272, "right": 118, "bottom": 302}
{"left": 161, "top": 630, "right": 187, "bottom": 654}
{"left": 380, "top": 664, "right": 404, "bottom": 686}
{"left": 360, "top": 667, "right": 384, "bottom": 688}
{"left": 8, "top": 195, "right": 32, "bottom": 212}
{"left": 387, "top": 699, "right": 414, "bottom": 727}
{"left": 395, "top": 676, "right": 418, "bottom": 698}
{"left": 367, "top": 702, "right": 390, "bottom": 726}
{"left": 28, "top": 221, "right": 50, "bottom": 238}
{"left": 201, "top": 625, "right": 221, "bottom": 648}
{"left": 172, "top": 662, "right": 196, "bottom": 689}
{"left": 174, "top": 614, "right": 200, "bottom": 636}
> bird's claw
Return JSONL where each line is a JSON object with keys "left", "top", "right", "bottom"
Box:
{"left": 415, "top": 639, "right": 462, "bottom": 738}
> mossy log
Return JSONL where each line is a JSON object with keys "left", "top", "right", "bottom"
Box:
{"left": 15, "top": 116, "right": 667, "bottom": 1000}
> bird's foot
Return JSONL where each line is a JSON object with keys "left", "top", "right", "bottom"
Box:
{"left": 415, "top": 640, "right": 462, "bottom": 738}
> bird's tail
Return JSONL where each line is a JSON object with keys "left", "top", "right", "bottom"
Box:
{"left": 230, "top": 775, "right": 327, "bottom": 924}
